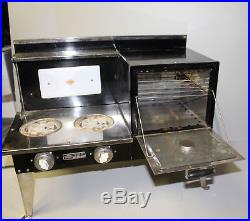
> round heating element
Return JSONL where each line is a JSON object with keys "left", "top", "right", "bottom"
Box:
{"left": 74, "top": 114, "right": 114, "bottom": 132}
{"left": 19, "top": 118, "right": 62, "bottom": 137}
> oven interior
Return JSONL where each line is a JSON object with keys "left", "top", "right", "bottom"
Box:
{"left": 134, "top": 67, "right": 243, "bottom": 175}
{"left": 136, "top": 68, "right": 211, "bottom": 134}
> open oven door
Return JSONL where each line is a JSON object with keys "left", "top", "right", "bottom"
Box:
{"left": 135, "top": 96, "right": 244, "bottom": 187}
{"left": 136, "top": 128, "right": 243, "bottom": 175}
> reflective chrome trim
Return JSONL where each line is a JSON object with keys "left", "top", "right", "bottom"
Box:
{"left": 3, "top": 104, "right": 133, "bottom": 155}
{"left": 13, "top": 35, "right": 187, "bottom": 45}
{"left": 12, "top": 49, "right": 120, "bottom": 62}
{"left": 2, "top": 138, "right": 133, "bottom": 155}
{"left": 13, "top": 36, "right": 114, "bottom": 45}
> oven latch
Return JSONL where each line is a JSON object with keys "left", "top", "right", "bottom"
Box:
{"left": 185, "top": 167, "right": 215, "bottom": 190}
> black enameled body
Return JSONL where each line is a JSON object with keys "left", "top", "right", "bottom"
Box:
{"left": 7, "top": 35, "right": 220, "bottom": 174}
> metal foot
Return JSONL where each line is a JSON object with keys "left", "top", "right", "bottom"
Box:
{"left": 200, "top": 177, "right": 210, "bottom": 190}
{"left": 17, "top": 173, "right": 34, "bottom": 218}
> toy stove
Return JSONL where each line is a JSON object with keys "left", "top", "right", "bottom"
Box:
{"left": 2, "top": 36, "right": 243, "bottom": 218}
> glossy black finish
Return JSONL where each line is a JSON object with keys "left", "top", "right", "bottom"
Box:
{"left": 186, "top": 168, "right": 215, "bottom": 180}
{"left": 122, "top": 48, "right": 216, "bottom": 67}
{"left": 13, "top": 35, "right": 189, "bottom": 112}
{"left": 12, "top": 143, "right": 134, "bottom": 173}
{"left": 14, "top": 35, "right": 186, "bottom": 55}
{"left": 8, "top": 35, "right": 220, "bottom": 173}
{"left": 114, "top": 35, "right": 186, "bottom": 53}
{"left": 14, "top": 37, "right": 115, "bottom": 54}
{"left": 16, "top": 57, "right": 129, "bottom": 111}
{"left": 2, "top": 3, "right": 10, "bottom": 47}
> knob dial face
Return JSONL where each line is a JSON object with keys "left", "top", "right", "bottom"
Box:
{"left": 34, "top": 152, "right": 55, "bottom": 171}
{"left": 94, "top": 146, "right": 113, "bottom": 164}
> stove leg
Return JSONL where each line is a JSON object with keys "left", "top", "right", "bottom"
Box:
{"left": 17, "top": 173, "right": 34, "bottom": 218}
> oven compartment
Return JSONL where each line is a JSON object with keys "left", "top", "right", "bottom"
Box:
{"left": 136, "top": 128, "right": 243, "bottom": 175}
{"left": 133, "top": 66, "right": 243, "bottom": 176}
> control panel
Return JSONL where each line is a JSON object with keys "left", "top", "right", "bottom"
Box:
{"left": 12, "top": 143, "right": 132, "bottom": 173}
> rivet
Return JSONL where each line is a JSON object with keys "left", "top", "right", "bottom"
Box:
{"left": 17, "top": 170, "right": 21, "bottom": 173}
{"left": 26, "top": 169, "right": 30, "bottom": 172}
{"left": 30, "top": 159, "right": 33, "bottom": 162}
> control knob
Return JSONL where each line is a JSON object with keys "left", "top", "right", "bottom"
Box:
{"left": 34, "top": 152, "right": 55, "bottom": 171}
{"left": 94, "top": 146, "right": 113, "bottom": 164}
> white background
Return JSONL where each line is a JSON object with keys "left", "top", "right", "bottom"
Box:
{"left": 3, "top": 2, "right": 248, "bottom": 218}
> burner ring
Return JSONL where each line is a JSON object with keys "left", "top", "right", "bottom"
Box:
{"left": 74, "top": 114, "right": 114, "bottom": 132}
{"left": 19, "top": 118, "right": 62, "bottom": 137}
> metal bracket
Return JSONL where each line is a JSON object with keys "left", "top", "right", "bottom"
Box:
{"left": 185, "top": 167, "right": 215, "bottom": 190}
